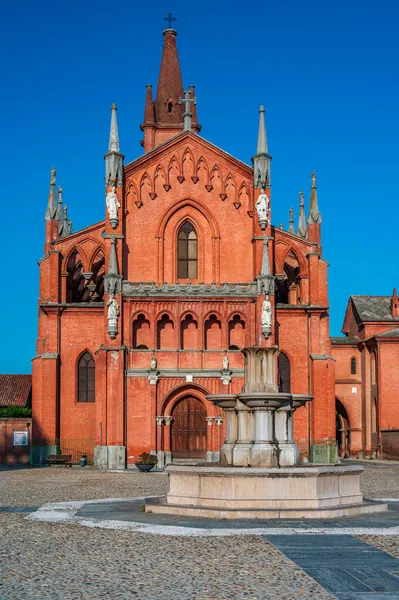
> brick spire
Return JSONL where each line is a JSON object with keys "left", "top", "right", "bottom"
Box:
{"left": 140, "top": 23, "right": 200, "bottom": 152}
{"left": 143, "top": 84, "right": 155, "bottom": 124}
{"left": 154, "top": 27, "right": 184, "bottom": 125}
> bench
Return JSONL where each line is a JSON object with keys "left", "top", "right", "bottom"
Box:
{"left": 45, "top": 454, "right": 72, "bottom": 467}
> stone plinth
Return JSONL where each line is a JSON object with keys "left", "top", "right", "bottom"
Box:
{"left": 146, "top": 464, "right": 388, "bottom": 519}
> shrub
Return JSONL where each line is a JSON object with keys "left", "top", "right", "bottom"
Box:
{"left": 135, "top": 452, "right": 158, "bottom": 465}
{"left": 0, "top": 406, "right": 32, "bottom": 418}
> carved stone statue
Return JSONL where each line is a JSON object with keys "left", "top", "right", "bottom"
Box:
{"left": 255, "top": 189, "right": 269, "bottom": 224}
{"left": 106, "top": 185, "right": 120, "bottom": 223}
{"left": 151, "top": 356, "right": 157, "bottom": 370}
{"left": 222, "top": 355, "right": 229, "bottom": 371}
{"left": 261, "top": 295, "right": 272, "bottom": 328}
{"left": 106, "top": 295, "right": 119, "bottom": 338}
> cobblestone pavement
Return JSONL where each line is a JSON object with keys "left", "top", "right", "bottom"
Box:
{"left": 1, "top": 463, "right": 399, "bottom": 599}
{"left": 357, "top": 460, "right": 399, "bottom": 499}
{"left": 0, "top": 467, "right": 168, "bottom": 507}
{"left": 0, "top": 513, "right": 334, "bottom": 600}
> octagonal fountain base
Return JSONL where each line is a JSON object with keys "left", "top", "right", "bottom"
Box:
{"left": 145, "top": 464, "right": 387, "bottom": 519}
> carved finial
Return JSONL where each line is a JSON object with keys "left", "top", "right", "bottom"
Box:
{"left": 307, "top": 170, "right": 322, "bottom": 225}
{"left": 253, "top": 106, "right": 270, "bottom": 188}
{"left": 256, "top": 105, "right": 268, "bottom": 155}
{"left": 280, "top": 222, "right": 284, "bottom": 229}
{"left": 45, "top": 167, "right": 57, "bottom": 221}
{"left": 108, "top": 104, "right": 120, "bottom": 153}
{"left": 297, "top": 191, "right": 307, "bottom": 239}
{"left": 289, "top": 206, "right": 294, "bottom": 233}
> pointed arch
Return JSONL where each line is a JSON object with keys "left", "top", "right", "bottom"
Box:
{"left": 140, "top": 172, "right": 152, "bottom": 204}
{"left": 210, "top": 165, "right": 223, "bottom": 198}
{"left": 154, "top": 165, "right": 167, "bottom": 198}
{"left": 65, "top": 248, "right": 88, "bottom": 303}
{"left": 126, "top": 180, "right": 139, "bottom": 209}
{"left": 224, "top": 173, "right": 237, "bottom": 203}
{"left": 177, "top": 221, "right": 198, "bottom": 279}
{"left": 182, "top": 147, "right": 195, "bottom": 179}
{"left": 196, "top": 155, "right": 209, "bottom": 184}
{"left": 168, "top": 155, "right": 181, "bottom": 184}
{"left": 238, "top": 182, "right": 250, "bottom": 211}
{"left": 77, "top": 350, "right": 95, "bottom": 402}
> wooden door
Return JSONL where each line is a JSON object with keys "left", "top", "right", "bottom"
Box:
{"left": 171, "top": 397, "right": 207, "bottom": 458}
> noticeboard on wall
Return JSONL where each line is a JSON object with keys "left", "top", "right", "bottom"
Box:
{"left": 13, "top": 431, "right": 29, "bottom": 447}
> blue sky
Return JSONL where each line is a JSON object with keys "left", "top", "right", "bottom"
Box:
{"left": 1, "top": 0, "right": 398, "bottom": 373}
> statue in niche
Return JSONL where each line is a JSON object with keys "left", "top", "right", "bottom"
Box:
{"left": 107, "top": 295, "right": 119, "bottom": 329}
{"left": 255, "top": 189, "right": 269, "bottom": 224}
{"left": 106, "top": 184, "right": 120, "bottom": 223}
{"left": 151, "top": 356, "right": 157, "bottom": 370}
{"left": 261, "top": 295, "right": 272, "bottom": 328}
{"left": 222, "top": 355, "right": 229, "bottom": 371}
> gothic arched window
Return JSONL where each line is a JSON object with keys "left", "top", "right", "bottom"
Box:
{"left": 350, "top": 357, "right": 357, "bottom": 375}
{"left": 78, "top": 352, "right": 95, "bottom": 402}
{"left": 278, "top": 352, "right": 291, "bottom": 393}
{"left": 177, "top": 222, "right": 198, "bottom": 279}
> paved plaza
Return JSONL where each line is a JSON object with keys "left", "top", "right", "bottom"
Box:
{"left": 1, "top": 462, "right": 399, "bottom": 599}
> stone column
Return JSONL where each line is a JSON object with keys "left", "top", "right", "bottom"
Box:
{"left": 251, "top": 407, "right": 278, "bottom": 467}
{"left": 214, "top": 416, "right": 223, "bottom": 463}
{"left": 233, "top": 400, "right": 253, "bottom": 467}
{"left": 275, "top": 405, "right": 299, "bottom": 467}
{"left": 206, "top": 395, "right": 237, "bottom": 466}
{"left": 155, "top": 416, "right": 165, "bottom": 468}
{"left": 163, "top": 416, "right": 173, "bottom": 465}
{"left": 205, "top": 417, "right": 215, "bottom": 462}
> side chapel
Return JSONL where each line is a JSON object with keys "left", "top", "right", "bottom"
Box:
{"left": 32, "top": 23, "right": 336, "bottom": 468}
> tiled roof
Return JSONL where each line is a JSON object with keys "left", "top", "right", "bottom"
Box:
{"left": 351, "top": 296, "right": 399, "bottom": 322}
{"left": 331, "top": 336, "right": 360, "bottom": 345}
{"left": 375, "top": 328, "right": 399, "bottom": 338}
{"left": 0, "top": 375, "right": 32, "bottom": 407}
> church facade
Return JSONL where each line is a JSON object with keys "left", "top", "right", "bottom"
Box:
{"left": 33, "top": 25, "right": 397, "bottom": 467}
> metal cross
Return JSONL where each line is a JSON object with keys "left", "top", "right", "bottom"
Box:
{"left": 164, "top": 12, "right": 176, "bottom": 28}
{"left": 179, "top": 89, "right": 197, "bottom": 131}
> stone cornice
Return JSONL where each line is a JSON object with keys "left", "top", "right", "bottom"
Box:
{"left": 122, "top": 281, "right": 257, "bottom": 298}
{"left": 127, "top": 369, "right": 244, "bottom": 378}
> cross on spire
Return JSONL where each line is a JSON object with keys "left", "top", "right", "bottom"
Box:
{"left": 164, "top": 12, "right": 176, "bottom": 29}
{"left": 179, "top": 89, "right": 197, "bottom": 131}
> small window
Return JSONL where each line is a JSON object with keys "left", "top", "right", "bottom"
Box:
{"left": 177, "top": 221, "right": 198, "bottom": 279}
{"left": 350, "top": 357, "right": 357, "bottom": 375}
{"left": 168, "top": 102, "right": 173, "bottom": 113}
{"left": 78, "top": 352, "right": 95, "bottom": 402}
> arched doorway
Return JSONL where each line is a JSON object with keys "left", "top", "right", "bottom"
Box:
{"left": 171, "top": 397, "right": 207, "bottom": 459}
{"left": 336, "top": 399, "right": 350, "bottom": 458}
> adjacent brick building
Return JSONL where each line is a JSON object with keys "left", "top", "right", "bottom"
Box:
{"left": 0, "top": 374, "right": 32, "bottom": 463}
{"left": 332, "top": 293, "right": 399, "bottom": 459}
{"left": 33, "top": 24, "right": 397, "bottom": 466}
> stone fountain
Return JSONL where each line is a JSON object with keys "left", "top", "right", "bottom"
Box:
{"left": 146, "top": 344, "right": 387, "bottom": 519}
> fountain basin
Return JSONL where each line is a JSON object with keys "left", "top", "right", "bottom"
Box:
{"left": 146, "top": 464, "right": 388, "bottom": 519}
